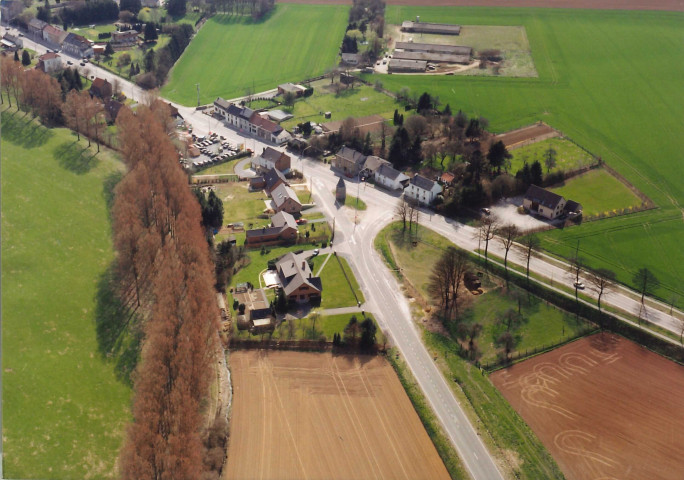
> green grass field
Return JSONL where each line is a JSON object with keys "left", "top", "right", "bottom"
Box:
{"left": 312, "top": 253, "right": 365, "bottom": 308}
{"left": 509, "top": 137, "right": 596, "bottom": 174}
{"left": 374, "top": 6, "right": 684, "bottom": 302}
{"left": 1, "top": 110, "right": 131, "bottom": 479}
{"left": 279, "top": 82, "right": 400, "bottom": 131}
{"left": 162, "top": 4, "right": 349, "bottom": 105}
{"left": 550, "top": 168, "right": 641, "bottom": 217}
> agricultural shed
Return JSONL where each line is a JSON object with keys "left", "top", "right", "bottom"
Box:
{"left": 401, "top": 20, "right": 461, "bottom": 35}
{"left": 388, "top": 59, "right": 427, "bottom": 73}
{"left": 395, "top": 42, "right": 472, "bottom": 56}
{"left": 393, "top": 50, "right": 471, "bottom": 65}
{"left": 266, "top": 109, "right": 294, "bottom": 123}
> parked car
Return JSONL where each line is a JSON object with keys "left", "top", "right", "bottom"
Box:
{"left": 312, "top": 249, "right": 320, "bottom": 256}
{"left": 79, "top": 62, "right": 85, "bottom": 66}
{"left": 296, "top": 218, "right": 307, "bottom": 224}
{"left": 481, "top": 208, "right": 491, "bottom": 215}
{"left": 67, "top": 60, "right": 73, "bottom": 65}
{"left": 573, "top": 281, "right": 585, "bottom": 290}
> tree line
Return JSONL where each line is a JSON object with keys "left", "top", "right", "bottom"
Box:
{"left": 111, "top": 100, "right": 225, "bottom": 479}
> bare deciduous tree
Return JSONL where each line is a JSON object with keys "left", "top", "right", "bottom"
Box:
{"left": 496, "top": 223, "right": 520, "bottom": 276}
{"left": 518, "top": 234, "right": 540, "bottom": 283}
{"left": 395, "top": 198, "right": 408, "bottom": 232}
{"left": 477, "top": 216, "right": 499, "bottom": 264}
{"left": 587, "top": 268, "right": 616, "bottom": 314}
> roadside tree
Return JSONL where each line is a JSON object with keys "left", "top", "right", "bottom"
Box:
{"left": 633, "top": 267, "right": 660, "bottom": 306}
{"left": 496, "top": 223, "right": 520, "bottom": 276}
{"left": 587, "top": 268, "right": 616, "bottom": 314}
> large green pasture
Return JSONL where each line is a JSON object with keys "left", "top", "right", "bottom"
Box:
{"left": 1, "top": 111, "right": 131, "bottom": 478}
{"left": 376, "top": 6, "right": 684, "bottom": 301}
{"left": 162, "top": 4, "right": 349, "bottom": 105}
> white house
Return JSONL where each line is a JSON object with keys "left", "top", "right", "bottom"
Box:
{"left": 405, "top": 174, "right": 442, "bottom": 205}
{"left": 374, "top": 164, "right": 409, "bottom": 191}
{"left": 213, "top": 98, "right": 292, "bottom": 145}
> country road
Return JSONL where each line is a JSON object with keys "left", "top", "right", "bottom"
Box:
{"left": 14, "top": 27, "right": 684, "bottom": 479}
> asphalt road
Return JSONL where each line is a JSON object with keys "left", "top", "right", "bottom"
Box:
{"left": 15, "top": 29, "right": 683, "bottom": 478}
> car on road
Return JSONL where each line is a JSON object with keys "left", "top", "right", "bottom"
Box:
{"left": 481, "top": 207, "right": 491, "bottom": 215}
{"left": 80, "top": 62, "right": 85, "bottom": 66}
{"left": 573, "top": 281, "right": 585, "bottom": 289}
{"left": 312, "top": 249, "right": 320, "bottom": 256}
{"left": 67, "top": 60, "right": 73, "bottom": 65}
{"left": 296, "top": 218, "right": 307, "bottom": 224}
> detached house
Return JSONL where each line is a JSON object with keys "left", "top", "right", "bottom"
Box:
{"left": 62, "top": 32, "right": 93, "bottom": 58}
{"left": 523, "top": 185, "right": 581, "bottom": 220}
{"left": 37, "top": 52, "right": 62, "bottom": 73}
{"left": 276, "top": 252, "right": 322, "bottom": 303}
{"left": 89, "top": 77, "right": 112, "bottom": 99}
{"left": 245, "top": 211, "right": 298, "bottom": 247}
{"left": 111, "top": 30, "right": 138, "bottom": 47}
{"left": 270, "top": 183, "right": 302, "bottom": 214}
{"left": 405, "top": 174, "right": 442, "bottom": 205}
{"left": 252, "top": 147, "right": 291, "bottom": 173}
{"left": 28, "top": 18, "right": 48, "bottom": 37}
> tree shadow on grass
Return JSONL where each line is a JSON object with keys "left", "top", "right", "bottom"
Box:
{"left": 94, "top": 264, "right": 142, "bottom": 387}
{"left": 1, "top": 109, "right": 55, "bottom": 148}
{"left": 54, "top": 141, "right": 100, "bottom": 174}
{"left": 102, "top": 170, "right": 124, "bottom": 221}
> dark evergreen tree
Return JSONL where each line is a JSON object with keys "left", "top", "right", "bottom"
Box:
{"left": 443, "top": 104, "right": 452, "bottom": 116}
{"left": 144, "top": 22, "right": 158, "bottom": 42}
{"left": 104, "top": 42, "right": 114, "bottom": 56}
{"left": 13, "top": 50, "right": 19, "bottom": 62}
{"left": 530, "top": 160, "right": 543, "bottom": 186}
{"left": 417, "top": 92, "right": 432, "bottom": 113}
{"left": 21, "top": 50, "right": 30, "bottom": 66}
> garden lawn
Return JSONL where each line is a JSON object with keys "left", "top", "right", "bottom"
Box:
{"left": 374, "top": 7, "right": 684, "bottom": 300}
{"left": 549, "top": 168, "right": 641, "bottom": 217}
{"left": 509, "top": 137, "right": 596, "bottom": 175}
{"left": 341, "top": 193, "right": 367, "bottom": 211}
{"left": 217, "top": 181, "right": 269, "bottom": 226}
{"left": 1, "top": 110, "right": 131, "bottom": 479}
{"left": 312, "top": 254, "right": 365, "bottom": 309}
{"left": 279, "top": 82, "right": 400, "bottom": 131}
{"left": 162, "top": 4, "right": 349, "bottom": 105}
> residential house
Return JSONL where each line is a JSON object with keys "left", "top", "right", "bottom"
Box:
{"left": 252, "top": 147, "right": 291, "bottom": 173}
{"left": 375, "top": 164, "right": 409, "bottom": 191}
{"left": 0, "top": 0, "right": 23, "bottom": 22}
{"left": 276, "top": 252, "right": 322, "bottom": 303}
{"left": 37, "top": 52, "right": 62, "bottom": 73}
{"left": 42, "top": 25, "right": 68, "bottom": 46}
{"left": 111, "top": 30, "right": 138, "bottom": 47}
{"left": 277, "top": 82, "right": 306, "bottom": 97}
{"left": 213, "top": 98, "right": 292, "bottom": 145}
{"left": 2, "top": 33, "right": 23, "bottom": 49}
{"left": 522, "top": 184, "right": 566, "bottom": 220}
{"left": 341, "top": 53, "right": 361, "bottom": 65}
{"left": 236, "top": 288, "right": 275, "bottom": 333}
{"left": 359, "top": 155, "right": 390, "bottom": 179}
{"left": 141, "top": 0, "right": 162, "bottom": 7}
{"left": 405, "top": 174, "right": 442, "bottom": 205}
{"left": 245, "top": 211, "right": 298, "bottom": 247}
{"left": 62, "top": 32, "right": 93, "bottom": 58}
{"left": 28, "top": 18, "right": 48, "bottom": 37}
{"left": 263, "top": 168, "right": 288, "bottom": 195}
{"left": 333, "top": 146, "right": 367, "bottom": 177}
{"left": 270, "top": 183, "right": 302, "bottom": 214}
{"left": 89, "top": 77, "right": 112, "bottom": 99}
{"left": 440, "top": 172, "right": 456, "bottom": 186}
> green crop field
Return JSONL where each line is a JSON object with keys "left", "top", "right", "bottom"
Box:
{"left": 162, "top": 4, "right": 349, "bottom": 105}
{"left": 374, "top": 6, "right": 684, "bottom": 303}
{"left": 509, "top": 137, "right": 596, "bottom": 175}
{"left": 1, "top": 110, "right": 131, "bottom": 479}
{"left": 550, "top": 168, "right": 641, "bottom": 217}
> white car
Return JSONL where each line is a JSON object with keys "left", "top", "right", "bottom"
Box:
{"left": 573, "top": 281, "right": 585, "bottom": 290}
{"left": 312, "top": 249, "right": 320, "bottom": 256}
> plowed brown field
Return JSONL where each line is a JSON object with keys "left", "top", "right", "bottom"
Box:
{"left": 491, "top": 333, "right": 684, "bottom": 480}
{"left": 224, "top": 350, "right": 450, "bottom": 480}
{"left": 279, "top": 0, "right": 684, "bottom": 11}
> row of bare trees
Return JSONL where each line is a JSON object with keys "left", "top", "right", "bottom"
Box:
{"left": 1, "top": 57, "right": 107, "bottom": 151}
{"left": 112, "top": 101, "right": 222, "bottom": 479}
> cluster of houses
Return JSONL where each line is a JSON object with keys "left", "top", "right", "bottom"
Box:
{"left": 26, "top": 18, "right": 94, "bottom": 57}
{"left": 332, "top": 146, "right": 443, "bottom": 205}
{"left": 235, "top": 251, "right": 323, "bottom": 333}
{"left": 213, "top": 98, "right": 292, "bottom": 145}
